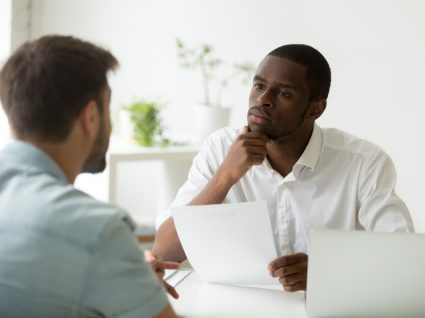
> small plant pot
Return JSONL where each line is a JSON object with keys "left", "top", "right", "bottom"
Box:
{"left": 193, "top": 104, "right": 230, "bottom": 145}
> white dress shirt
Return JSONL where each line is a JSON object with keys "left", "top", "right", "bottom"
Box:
{"left": 156, "top": 124, "right": 413, "bottom": 255}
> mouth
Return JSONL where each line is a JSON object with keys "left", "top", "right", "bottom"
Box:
{"left": 248, "top": 107, "right": 271, "bottom": 125}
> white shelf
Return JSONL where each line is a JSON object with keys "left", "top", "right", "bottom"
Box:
{"left": 107, "top": 141, "right": 198, "bottom": 227}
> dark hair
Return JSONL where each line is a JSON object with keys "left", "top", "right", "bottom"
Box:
{"left": 268, "top": 44, "right": 331, "bottom": 101}
{"left": 0, "top": 35, "right": 118, "bottom": 142}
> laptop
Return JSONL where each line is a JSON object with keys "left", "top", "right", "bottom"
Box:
{"left": 306, "top": 230, "right": 425, "bottom": 318}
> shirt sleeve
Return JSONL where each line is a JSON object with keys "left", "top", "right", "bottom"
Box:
{"left": 80, "top": 213, "right": 169, "bottom": 317}
{"left": 357, "top": 148, "right": 414, "bottom": 232}
{"left": 155, "top": 131, "right": 226, "bottom": 229}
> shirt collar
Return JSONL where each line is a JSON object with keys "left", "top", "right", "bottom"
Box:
{"left": 2, "top": 140, "right": 69, "bottom": 183}
{"left": 294, "top": 123, "right": 322, "bottom": 171}
{"left": 262, "top": 123, "right": 323, "bottom": 180}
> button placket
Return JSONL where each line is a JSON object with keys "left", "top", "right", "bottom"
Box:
{"left": 276, "top": 176, "right": 292, "bottom": 255}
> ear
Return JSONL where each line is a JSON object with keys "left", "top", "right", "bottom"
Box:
{"left": 307, "top": 100, "right": 326, "bottom": 120}
{"left": 79, "top": 100, "right": 99, "bottom": 139}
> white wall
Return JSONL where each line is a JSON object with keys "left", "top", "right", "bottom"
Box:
{"left": 0, "top": 0, "right": 11, "bottom": 147}
{"left": 26, "top": 0, "right": 425, "bottom": 231}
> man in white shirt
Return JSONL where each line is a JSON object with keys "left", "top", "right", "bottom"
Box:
{"left": 153, "top": 44, "right": 413, "bottom": 292}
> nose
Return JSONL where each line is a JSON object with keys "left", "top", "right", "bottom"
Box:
{"left": 257, "top": 89, "right": 272, "bottom": 108}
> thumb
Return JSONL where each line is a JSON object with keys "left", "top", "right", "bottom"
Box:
{"left": 144, "top": 250, "right": 157, "bottom": 262}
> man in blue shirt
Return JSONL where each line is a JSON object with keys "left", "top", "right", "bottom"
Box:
{"left": 0, "top": 35, "right": 179, "bottom": 317}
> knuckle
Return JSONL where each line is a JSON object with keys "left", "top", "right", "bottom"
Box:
{"left": 284, "top": 285, "right": 294, "bottom": 292}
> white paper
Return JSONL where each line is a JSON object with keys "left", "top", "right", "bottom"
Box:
{"left": 172, "top": 201, "right": 280, "bottom": 286}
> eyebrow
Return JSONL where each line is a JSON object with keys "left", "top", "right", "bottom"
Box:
{"left": 253, "top": 75, "right": 298, "bottom": 90}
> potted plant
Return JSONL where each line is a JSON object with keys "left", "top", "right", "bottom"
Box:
{"left": 176, "top": 39, "right": 255, "bottom": 144}
{"left": 123, "top": 99, "right": 169, "bottom": 147}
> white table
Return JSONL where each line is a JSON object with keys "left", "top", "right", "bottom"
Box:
{"left": 169, "top": 271, "right": 307, "bottom": 318}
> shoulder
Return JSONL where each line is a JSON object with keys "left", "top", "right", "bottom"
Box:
{"left": 196, "top": 127, "right": 239, "bottom": 159}
{"left": 8, "top": 178, "right": 136, "bottom": 253}
{"left": 205, "top": 127, "right": 239, "bottom": 146}
{"left": 321, "top": 127, "right": 391, "bottom": 161}
{"left": 50, "top": 188, "right": 136, "bottom": 251}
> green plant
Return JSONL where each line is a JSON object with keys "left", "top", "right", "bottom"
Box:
{"left": 123, "top": 100, "right": 169, "bottom": 147}
{"left": 176, "top": 38, "right": 255, "bottom": 107}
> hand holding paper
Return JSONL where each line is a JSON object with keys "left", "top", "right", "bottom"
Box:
{"left": 172, "top": 201, "right": 280, "bottom": 287}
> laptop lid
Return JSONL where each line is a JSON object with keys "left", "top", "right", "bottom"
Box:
{"left": 306, "top": 230, "right": 425, "bottom": 318}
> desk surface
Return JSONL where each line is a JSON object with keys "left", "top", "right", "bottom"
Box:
{"left": 169, "top": 271, "right": 307, "bottom": 318}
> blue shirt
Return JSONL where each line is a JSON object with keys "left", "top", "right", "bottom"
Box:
{"left": 0, "top": 141, "right": 168, "bottom": 317}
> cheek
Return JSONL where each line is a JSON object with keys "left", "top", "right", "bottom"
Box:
{"left": 105, "top": 116, "right": 112, "bottom": 134}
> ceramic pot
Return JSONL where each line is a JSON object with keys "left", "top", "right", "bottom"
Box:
{"left": 193, "top": 104, "right": 230, "bottom": 145}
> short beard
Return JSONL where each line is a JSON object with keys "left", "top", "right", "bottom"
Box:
{"left": 82, "top": 154, "right": 106, "bottom": 173}
{"left": 81, "top": 103, "right": 109, "bottom": 174}
{"left": 261, "top": 102, "right": 310, "bottom": 142}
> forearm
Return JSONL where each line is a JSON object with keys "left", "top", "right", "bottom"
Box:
{"left": 189, "top": 168, "right": 235, "bottom": 205}
{"left": 153, "top": 164, "right": 238, "bottom": 262}
{"left": 153, "top": 171, "right": 234, "bottom": 261}
{"left": 153, "top": 217, "right": 186, "bottom": 262}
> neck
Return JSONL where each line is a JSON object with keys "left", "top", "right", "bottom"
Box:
{"left": 25, "top": 138, "right": 85, "bottom": 184}
{"left": 266, "top": 124, "right": 314, "bottom": 177}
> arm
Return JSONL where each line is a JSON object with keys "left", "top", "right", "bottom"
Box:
{"left": 358, "top": 148, "right": 413, "bottom": 232}
{"left": 153, "top": 126, "right": 269, "bottom": 262}
{"left": 83, "top": 213, "right": 176, "bottom": 317}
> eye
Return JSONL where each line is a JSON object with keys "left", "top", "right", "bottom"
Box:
{"left": 279, "top": 90, "right": 291, "bottom": 98}
{"left": 253, "top": 82, "right": 265, "bottom": 91}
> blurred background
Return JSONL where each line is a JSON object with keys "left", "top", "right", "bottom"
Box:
{"left": 1, "top": 0, "right": 424, "bottom": 232}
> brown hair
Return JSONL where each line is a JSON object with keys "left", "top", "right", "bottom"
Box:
{"left": 0, "top": 35, "right": 118, "bottom": 142}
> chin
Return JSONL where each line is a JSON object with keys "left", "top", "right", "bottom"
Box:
{"left": 248, "top": 123, "right": 264, "bottom": 132}
{"left": 248, "top": 123, "right": 272, "bottom": 137}
{"left": 81, "top": 157, "right": 106, "bottom": 174}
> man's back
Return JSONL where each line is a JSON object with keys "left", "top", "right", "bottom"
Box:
{"left": 0, "top": 141, "right": 168, "bottom": 317}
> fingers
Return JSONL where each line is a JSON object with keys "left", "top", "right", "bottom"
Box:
{"left": 276, "top": 267, "right": 307, "bottom": 292}
{"left": 144, "top": 250, "right": 157, "bottom": 263}
{"left": 281, "top": 280, "right": 306, "bottom": 292}
{"left": 144, "top": 250, "right": 181, "bottom": 298}
{"left": 241, "top": 125, "right": 249, "bottom": 134}
{"left": 268, "top": 253, "right": 307, "bottom": 271}
{"left": 271, "top": 263, "right": 299, "bottom": 278}
{"left": 155, "top": 260, "right": 181, "bottom": 271}
{"left": 145, "top": 249, "right": 180, "bottom": 278}
{"left": 269, "top": 253, "right": 308, "bottom": 293}
{"left": 164, "top": 281, "right": 179, "bottom": 299}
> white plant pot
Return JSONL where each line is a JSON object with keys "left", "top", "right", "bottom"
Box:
{"left": 193, "top": 104, "right": 231, "bottom": 145}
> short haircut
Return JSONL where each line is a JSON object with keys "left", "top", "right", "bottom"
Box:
{"left": 268, "top": 44, "right": 331, "bottom": 101}
{"left": 0, "top": 35, "right": 119, "bottom": 142}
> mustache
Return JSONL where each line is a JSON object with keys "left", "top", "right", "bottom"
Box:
{"left": 248, "top": 106, "right": 272, "bottom": 120}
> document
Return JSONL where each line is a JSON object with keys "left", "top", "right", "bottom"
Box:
{"left": 172, "top": 201, "right": 280, "bottom": 286}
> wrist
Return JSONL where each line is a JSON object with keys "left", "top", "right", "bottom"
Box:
{"left": 214, "top": 167, "right": 238, "bottom": 190}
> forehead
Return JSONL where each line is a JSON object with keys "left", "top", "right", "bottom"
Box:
{"left": 255, "top": 55, "right": 308, "bottom": 88}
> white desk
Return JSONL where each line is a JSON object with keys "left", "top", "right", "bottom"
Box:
{"left": 169, "top": 272, "right": 307, "bottom": 318}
